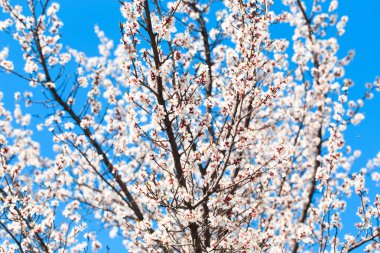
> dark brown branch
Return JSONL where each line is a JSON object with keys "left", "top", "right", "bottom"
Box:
{"left": 143, "top": 0, "right": 186, "bottom": 188}
{"left": 347, "top": 231, "right": 380, "bottom": 252}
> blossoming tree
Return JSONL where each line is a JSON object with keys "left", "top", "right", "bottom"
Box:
{"left": 0, "top": 0, "right": 379, "bottom": 252}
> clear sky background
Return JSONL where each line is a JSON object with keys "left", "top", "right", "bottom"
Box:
{"left": 0, "top": 0, "right": 380, "bottom": 251}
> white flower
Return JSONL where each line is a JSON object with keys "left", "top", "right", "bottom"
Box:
{"left": 0, "top": 60, "right": 13, "bottom": 72}
{"left": 0, "top": 134, "right": 6, "bottom": 145}
{"left": 59, "top": 53, "right": 71, "bottom": 64}
{"left": 209, "top": 28, "right": 219, "bottom": 40}
{"left": 0, "top": 19, "right": 12, "bottom": 30}
{"left": 351, "top": 113, "right": 364, "bottom": 125}
{"left": 46, "top": 2, "right": 60, "bottom": 16}
{"left": 24, "top": 58, "right": 39, "bottom": 73}
{"left": 109, "top": 226, "right": 118, "bottom": 238}
{"left": 329, "top": 0, "right": 338, "bottom": 12}
{"left": 46, "top": 82, "right": 55, "bottom": 88}
{"left": 78, "top": 76, "right": 88, "bottom": 88}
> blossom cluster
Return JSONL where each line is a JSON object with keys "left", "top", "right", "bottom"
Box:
{"left": 0, "top": 0, "right": 379, "bottom": 252}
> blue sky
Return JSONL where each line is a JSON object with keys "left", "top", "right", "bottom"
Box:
{"left": 0, "top": 0, "right": 379, "bottom": 251}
